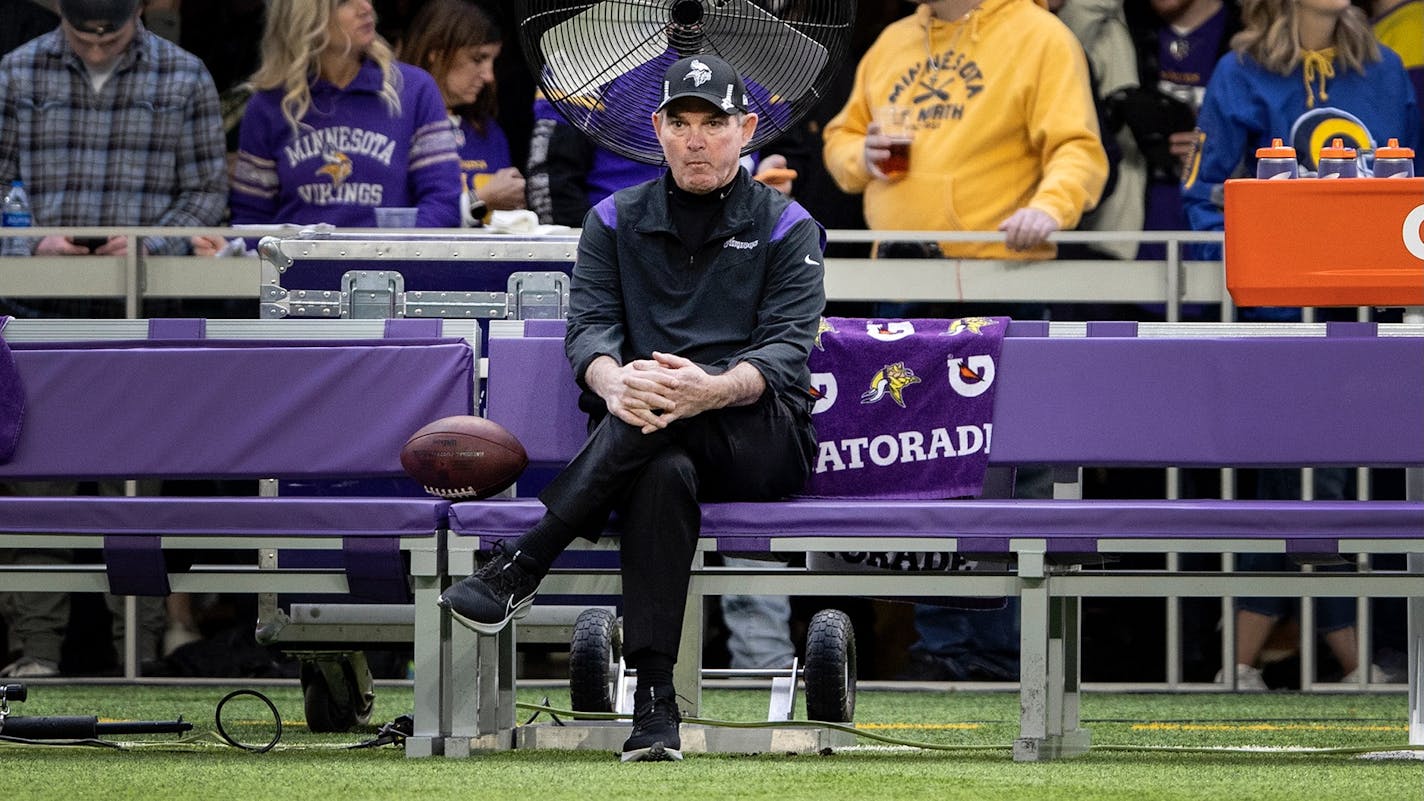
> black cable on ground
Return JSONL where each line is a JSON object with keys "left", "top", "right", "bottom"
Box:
{"left": 214, "top": 688, "right": 283, "bottom": 753}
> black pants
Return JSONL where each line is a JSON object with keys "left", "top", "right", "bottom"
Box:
{"left": 538, "top": 391, "right": 816, "bottom": 658}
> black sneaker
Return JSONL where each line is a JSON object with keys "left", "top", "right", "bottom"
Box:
{"left": 438, "top": 543, "right": 541, "bottom": 634}
{"left": 620, "top": 685, "right": 682, "bottom": 762}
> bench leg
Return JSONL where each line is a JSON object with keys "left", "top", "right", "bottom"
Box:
{"left": 439, "top": 616, "right": 514, "bottom": 755}
{"left": 1015, "top": 568, "right": 1091, "bottom": 762}
{"left": 1410, "top": 552, "right": 1423, "bottom": 745}
{"left": 676, "top": 588, "right": 705, "bottom": 717}
{"left": 406, "top": 575, "right": 446, "bottom": 758}
{"left": 1410, "top": 462, "right": 1424, "bottom": 745}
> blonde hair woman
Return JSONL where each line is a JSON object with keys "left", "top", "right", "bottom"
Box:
{"left": 226, "top": 0, "right": 461, "bottom": 230}
{"left": 1184, "top": 0, "right": 1419, "bottom": 691}
{"left": 1185, "top": 0, "right": 1419, "bottom": 230}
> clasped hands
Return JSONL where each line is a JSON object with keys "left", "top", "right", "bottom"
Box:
{"left": 593, "top": 352, "right": 722, "bottom": 434}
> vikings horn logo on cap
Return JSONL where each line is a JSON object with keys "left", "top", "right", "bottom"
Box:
{"left": 657, "top": 54, "right": 750, "bottom": 114}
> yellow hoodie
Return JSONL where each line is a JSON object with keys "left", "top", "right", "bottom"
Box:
{"left": 823, "top": 0, "right": 1108, "bottom": 260}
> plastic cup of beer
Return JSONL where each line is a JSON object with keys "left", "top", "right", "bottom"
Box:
{"left": 875, "top": 105, "right": 914, "bottom": 179}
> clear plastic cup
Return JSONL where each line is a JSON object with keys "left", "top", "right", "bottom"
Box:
{"left": 874, "top": 105, "right": 914, "bottom": 179}
{"left": 374, "top": 206, "right": 419, "bottom": 228}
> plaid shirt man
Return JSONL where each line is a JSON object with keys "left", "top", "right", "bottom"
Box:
{"left": 0, "top": 21, "right": 226, "bottom": 256}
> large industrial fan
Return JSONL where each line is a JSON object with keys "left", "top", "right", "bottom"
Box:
{"left": 516, "top": 0, "right": 856, "bottom": 164}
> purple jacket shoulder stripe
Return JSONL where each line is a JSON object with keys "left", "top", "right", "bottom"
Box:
{"left": 594, "top": 195, "right": 618, "bottom": 228}
{"left": 772, "top": 201, "right": 825, "bottom": 250}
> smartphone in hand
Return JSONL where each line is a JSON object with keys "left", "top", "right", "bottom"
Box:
{"left": 72, "top": 236, "right": 108, "bottom": 251}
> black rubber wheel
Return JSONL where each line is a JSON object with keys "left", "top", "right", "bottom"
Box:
{"left": 300, "top": 651, "right": 376, "bottom": 732}
{"left": 803, "top": 609, "right": 856, "bottom": 723}
{"left": 568, "top": 608, "right": 621, "bottom": 715}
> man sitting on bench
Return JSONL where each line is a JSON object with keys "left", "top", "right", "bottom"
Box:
{"left": 438, "top": 54, "right": 826, "bottom": 762}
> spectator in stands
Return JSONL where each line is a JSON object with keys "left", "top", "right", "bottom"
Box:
{"left": 0, "top": 0, "right": 226, "bottom": 260}
{"left": 440, "top": 55, "right": 824, "bottom": 761}
{"left": 1054, "top": 0, "right": 1142, "bottom": 261}
{"left": 1184, "top": 0, "right": 1420, "bottom": 241}
{"left": 398, "top": 0, "right": 525, "bottom": 227}
{"left": 1365, "top": 0, "right": 1423, "bottom": 127}
{"left": 1185, "top": 0, "right": 1420, "bottom": 689}
{"left": 0, "top": 0, "right": 227, "bottom": 677}
{"left": 822, "top": 0, "right": 1109, "bottom": 261}
{"left": 210, "top": 0, "right": 460, "bottom": 241}
{"left": 820, "top": 0, "right": 1107, "bottom": 681}
{"left": 1121, "top": 0, "right": 1240, "bottom": 261}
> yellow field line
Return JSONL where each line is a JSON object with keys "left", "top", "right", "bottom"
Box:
{"left": 1133, "top": 723, "right": 1407, "bottom": 733}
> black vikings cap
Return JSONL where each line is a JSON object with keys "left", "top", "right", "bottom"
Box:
{"left": 59, "top": 0, "right": 141, "bottom": 35}
{"left": 656, "top": 55, "right": 750, "bottom": 114}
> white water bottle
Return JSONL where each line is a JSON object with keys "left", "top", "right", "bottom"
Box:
{"left": 1, "top": 180, "right": 33, "bottom": 257}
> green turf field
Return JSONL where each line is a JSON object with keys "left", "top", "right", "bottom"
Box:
{"left": 3, "top": 683, "right": 1421, "bottom": 801}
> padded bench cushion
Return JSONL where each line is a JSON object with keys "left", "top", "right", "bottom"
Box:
{"left": 449, "top": 498, "right": 1424, "bottom": 554}
{"left": 0, "top": 497, "right": 449, "bottom": 600}
{"left": 0, "top": 496, "right": 450, "bottom": 535}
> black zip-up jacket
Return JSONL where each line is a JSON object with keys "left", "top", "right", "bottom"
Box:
{"left": 566, "top": 168, "right": 826, "bottom": 411}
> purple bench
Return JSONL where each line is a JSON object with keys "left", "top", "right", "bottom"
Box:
{"left": 444, "top": 317, "right": 1424, "bottom": 760}
{"left": 0, "top": 317, "right": 476, "bottom": 744}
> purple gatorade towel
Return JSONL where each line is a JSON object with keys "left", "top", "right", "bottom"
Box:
{"left": 0, "top": 316, "right": 22, "bottom": 463}
{"left": 800, "top": 316, "right": 1008, "bottom": 499}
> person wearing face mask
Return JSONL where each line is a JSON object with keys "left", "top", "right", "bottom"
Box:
{"left": 398, "top": 0, "right": 525, "bottom": 227}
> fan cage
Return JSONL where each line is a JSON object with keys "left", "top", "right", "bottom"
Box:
{"left": 519, "top": 0, "right": 854, "bottom": 165}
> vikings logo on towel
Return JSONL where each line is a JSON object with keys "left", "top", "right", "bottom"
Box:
{"left": 802, "top": 316, "right": 1009, "bottom": 499}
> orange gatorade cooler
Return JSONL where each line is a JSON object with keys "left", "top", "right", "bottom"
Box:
{"left": 1224, "top": 176, "right": 1424, "bottom": 307}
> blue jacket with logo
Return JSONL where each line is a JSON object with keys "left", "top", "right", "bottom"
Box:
{"left": 566, "top": 168, "right": 826, "bottom": 407}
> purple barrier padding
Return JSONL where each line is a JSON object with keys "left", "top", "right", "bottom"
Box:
{"left": 343, "top": 536, "right": 409, "bottom": 602}
{"left": 148, "top": 318, "right": 205, "bottom": 339}
{"left": 524, "top": 319, "right": 566, "bottom": 338}
{"left": 104, "top": 535, "right": 170, "bottom": 596}
{"left": 486, "top": 336, "right": 585, "bottom": 465}
{"left": 1286, "top": 538, "right": 1338, "bottom": 554}
{"left": 1086, "top": 321, "right": 1137, "bottom": 337}
{"left": 450, "top": 498, "right": 1424, "bottom": 549}
{"left": 385, "top": 318, "right": 444, "bottom": 339}
{"left": 697, "top": 499, "right": 1424, "bottom": 540}
{"left": 0, "top": 339, "right": 473, "bottom": 480}
{"left": 483, "top": 332, "right": 1424, "bottom": 468}
{"left": 1326, "top": 321, "right": 1376, "bottom": 338}
{"left": 990, "top": 336, "right": 1424, "bottom": 466}
{"left": 0, "top": 497, "right": 449, "bottom": 535}
{"left": 1006, "top": 320, "right": 1049, "bottom": 337}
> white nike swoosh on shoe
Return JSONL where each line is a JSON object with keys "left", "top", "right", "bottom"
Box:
{"left": 441, "top": 591, "right": 536, "bottom": 635}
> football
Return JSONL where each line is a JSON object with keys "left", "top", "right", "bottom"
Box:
{"left": 399, "top": 415, "right": 528, "bottom": 499}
